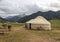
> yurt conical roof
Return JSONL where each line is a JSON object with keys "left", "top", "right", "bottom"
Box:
{"left": 26, "top": 16, "right": 50, "bottom": 24}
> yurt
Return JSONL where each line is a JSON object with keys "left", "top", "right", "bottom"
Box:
{"left": 25, "top": 16, "right": 51, "bottom": 30}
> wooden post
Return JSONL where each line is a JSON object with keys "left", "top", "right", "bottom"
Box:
{"left": 8, "top": 25, "right": 11, "bottom": 31}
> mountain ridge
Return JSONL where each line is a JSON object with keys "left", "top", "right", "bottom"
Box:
{"left": 17, "top": 11, "right": 60, "bottom": 23}
{"left": 5, "top": 11, "right": 60, "bottom": 23}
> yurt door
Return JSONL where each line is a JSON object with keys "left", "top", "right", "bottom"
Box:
{"left": 29, "top": 23, "right": 31, "bottom": 29}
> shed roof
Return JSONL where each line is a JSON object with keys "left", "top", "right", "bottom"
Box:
{"left": 26, "top": 16, "right": 50, "bottom": 24}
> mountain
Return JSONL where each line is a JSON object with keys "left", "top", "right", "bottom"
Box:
{"left": 17, "top": 11, "right": 60, "bottom": 23}
{"left": 5, "top": 14, "right": 26, "bottom": 22}
{"left": 0, "top": 17, "right": 8, "bottom": 23}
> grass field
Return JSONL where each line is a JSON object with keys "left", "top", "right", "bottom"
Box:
{"left": 0, "top": 20, "right": 60, "bottom": 42}
{"left": 50, "top": 19, "right": 60, "bottom": 30}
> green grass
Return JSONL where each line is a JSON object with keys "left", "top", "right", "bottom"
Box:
{"left": 0, "top": 32, "right": 29, "bottom": 42}
{"left": 32, "top": 30, "right": 60, "bottom": 42}
{"left": 0, "top": 19, "right": 60, "bottom": 42}
{"left": 0, "top": 23, "right": 24, "bottom": 28}
{"left": 6, "top": 23, "right": 24, "bottom": 27}
{"left": 0, "top": 30, "right": 60, "bottom": 42}
{"left": 50, "top": 19, "right": 60, "bottom": 30}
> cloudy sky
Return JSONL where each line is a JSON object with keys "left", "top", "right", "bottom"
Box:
{"left": 0, "top": 0, "right": 60, "bottom": 18}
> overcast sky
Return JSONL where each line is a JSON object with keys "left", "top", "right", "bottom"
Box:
{"left": 0, "top": 0, "right": 60, "bottom": 18}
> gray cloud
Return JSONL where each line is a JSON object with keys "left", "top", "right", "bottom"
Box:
{"left": 50, "top": 3, "right": 60, "bottom": 8}
{"left": 0, "top": 0, "right": 60, "bottom": 17}
{"left": 0, "top": 0, "right": 1, "bottom": 1}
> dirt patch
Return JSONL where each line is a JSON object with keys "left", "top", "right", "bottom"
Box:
{"left": 10, "top": 26, "right": 56, "bottom": 42}
{"left": 52, "top": 30, "right": 60, "bottom": 33}
{"left": 28, "top": 36, "right": 55, "bottom": 42}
